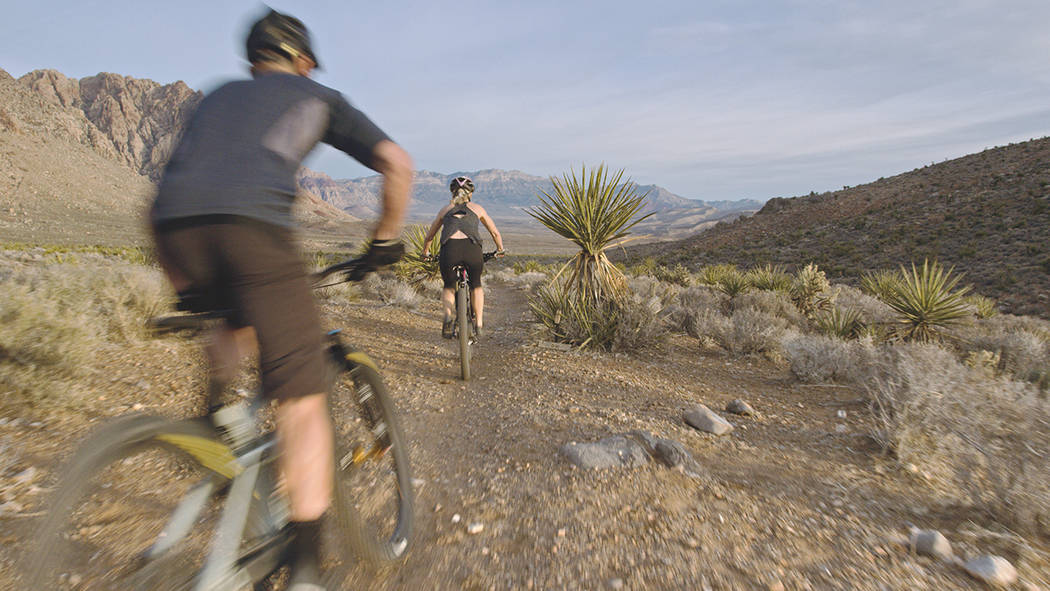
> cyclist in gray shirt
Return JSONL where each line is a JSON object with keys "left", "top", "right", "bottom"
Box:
{"left": 150, "top": 10, "right": 412, "bottom": 590}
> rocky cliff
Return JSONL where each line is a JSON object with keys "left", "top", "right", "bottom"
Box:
{"left": 18, "top": 70, "right": 202, "bottom": 180}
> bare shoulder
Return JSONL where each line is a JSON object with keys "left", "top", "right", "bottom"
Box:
{"left": 468, "top": 202, "right": 488, "bottom": 217}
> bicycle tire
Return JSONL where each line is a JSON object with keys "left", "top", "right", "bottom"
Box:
{"left": 327, "top": 351, "right": 414, "bottom": 566}
{"left": 457, "top": 283, "right": 471, "bottom": 381}
{"left": 24, "top": 414, "right": 236, "bottom": 591}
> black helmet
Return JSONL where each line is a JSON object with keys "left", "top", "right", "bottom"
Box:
{"left": 246, "top": 9, "right": 321, "bottom": 68}
{"left": 450, "top": 176, "right": 474, "bottom": 193}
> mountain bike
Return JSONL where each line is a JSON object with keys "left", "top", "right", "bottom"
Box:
{"left": 450, "top": 251, "right": 499, "bottom": 381}
{"left": 25, "top": 258, "right": 414, "bottom": 590}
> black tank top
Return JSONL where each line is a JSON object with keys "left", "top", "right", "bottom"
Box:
{"left": 440, "top": 204, "right": 482, "bottom": 245}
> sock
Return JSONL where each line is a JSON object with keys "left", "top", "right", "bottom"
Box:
{"left": 288, "top": 518, "right": 324, "bottom": 585}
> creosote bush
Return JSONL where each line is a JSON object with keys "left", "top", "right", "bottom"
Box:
{"left": 0, "top": 259, "right": 171, "bottom": 404}
{"left": 865, "top": 343, "right": 1050, "bottom": 535}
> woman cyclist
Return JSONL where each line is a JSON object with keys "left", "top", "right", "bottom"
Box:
{"left": 422, "top": 176, "right": 505, "bottom": 338}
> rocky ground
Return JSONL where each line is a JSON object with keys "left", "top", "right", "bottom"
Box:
{"left": 1, "top": 278, "right": 1047, "bottom": 590}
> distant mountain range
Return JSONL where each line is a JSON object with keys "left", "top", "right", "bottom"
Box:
{"left": 1, "top": 67, "right": 758, "bottom": 242}
{"left": 298, "top": 167, "right": 761, "bottom": 237}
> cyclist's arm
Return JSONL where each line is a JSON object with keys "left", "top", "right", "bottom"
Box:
{"left": 370, "top": 140, "right": 412, "bottom": 241}
{"left": 323, "top": 94, "right": 412, "bottom": 241}
{"left": 476, "top": 205, "right": 505, "bottom": 253}
{"left": 421, "top": 207, "right": 448, "bottom": 257}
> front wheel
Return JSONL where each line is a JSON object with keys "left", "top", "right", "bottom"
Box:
{"left": 24, "top": 415, "right": 232, "bottom": 591}
{"left": 327, "top": 350, "right": 414, "bottom": 566}
{"left": 457, "top": 283, "right": 471, "bottom": 380}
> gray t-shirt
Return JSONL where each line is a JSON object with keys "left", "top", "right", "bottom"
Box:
{"left": 151, "top": 72, "right": 390, "bottom": 228}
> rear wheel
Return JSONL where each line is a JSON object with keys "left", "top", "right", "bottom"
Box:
{"left": 326, "top": 351, "right": 414, "bottom": 566}
{"left": 457, "top": 283, "right": 471, "bottom": 381}
{"left": 25, "top": 415, "right": 232, "bottom": 591}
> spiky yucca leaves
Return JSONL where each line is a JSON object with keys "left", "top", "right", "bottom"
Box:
{"left": 653, "top": 263, "right": 693, "bottom": 287}
{"left": 814, "top": 306, "right": 865, "bottom": 339}
{"left": 697, "top": 264, "right": 739, "bottom": 287}
{"left": 746, "top": 264, "right": 792, "bottom": 292}
{"left": 527, "top": 164, "right": 652, "bottom": 303}
{"left": 395, "top": 224, "right": 441, "bottom": 285}
{"left": 860, "top": 269, "right": 904, "bottom": 301}
{"left": 965, "top": 294, "right": 999, "bottom": 319}
{"left": 880, "top": 259, "right": 972, "bottom": 343}
{"left": 715, "top": 268, "right": 751, "bottom": 299}
{"left": 791, "top": 263, "right": 832, "bottom": 316}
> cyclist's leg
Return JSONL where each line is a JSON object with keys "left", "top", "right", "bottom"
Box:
{"left": 219, "top": 221, "right": 333, "bottom": 585}
{"left": 464, "top": 244, "right": 485, "bottom": 332}
{"left": 438, "top": 246, "right": 458, "bottom": 337}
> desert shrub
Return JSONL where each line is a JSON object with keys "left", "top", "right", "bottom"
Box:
{"left": 714, "top": 267, "right": 751, "bottom": 299}
{"left": 530, "top": 278, "right": 667, "bottom": 352}
{"left": 396, "top": 224, "right": 441, "bottom": 286}
{"left": 733, "top": 290, "right": 807, "bottom": 328}
{"left": 782, "top": 333, "right": 877, "bottom": 383}
{"left": 359, "top": 273, "right": 422, "bottom": 309}
{"left": 696, "top": 264, "right": 738, "bottom": 286}
{"left": 745, "top": 264, "right": 792, "bottom": 293}
{"left": 879, "top": 260, "right": 971, "bottom": 343}
{"left": 664, "top": 286, "right": 727, "bottom": 335}
{"left": 706, "top": 308, "right": 789, "bottom": 357}
{"left": 866, "top": 343, "right": 1050, "bottom": 534}
{"left": 964, "top": 294, "right": 999, "bottom": 319}
{"left": 861, "top": 269, "right": 903, "bottom": 300}
{"left": 956, "top": 315, "right": 1050, "bottom": 390}
{"left": 813, "top": 306, "right": 865, "bottom": 339}
{"left": 652, "top": 263, "right": 693, "bottom": 287}
{"left": 790, "top": 263, "right": 832, "bottom": 316}
{"left": 833, "top": 284, "right": 896, "bottom": 326}
{"left": 0, "top": 260, "right": 171, "bottom": 403}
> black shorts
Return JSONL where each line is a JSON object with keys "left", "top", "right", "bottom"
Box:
{"left": 439, "top": 238, "right": 483, "bottom": 289}
{"left": 152, "top": 215, "right": 326, "bottom": 401}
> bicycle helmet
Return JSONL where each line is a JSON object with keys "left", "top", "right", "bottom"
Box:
{"left": 246, "top": 9, "right": 321, "bottom": 68}
{"left": 449, "top": 176, "right": 475, "bottom": 194}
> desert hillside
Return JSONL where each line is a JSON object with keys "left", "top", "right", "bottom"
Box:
{"left": 629, "top": 136, "right": 1050, "bottom": 317}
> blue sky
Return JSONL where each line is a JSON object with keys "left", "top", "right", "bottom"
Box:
{"left": 4, "top": 0, "right": 1049, "bottom": 201}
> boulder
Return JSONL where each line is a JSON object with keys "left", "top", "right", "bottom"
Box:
{"left": 684, "top": 405, "right": 734, "bottom": 435}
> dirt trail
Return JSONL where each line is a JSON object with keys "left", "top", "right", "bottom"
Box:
{"left": 1, "top": 282, "right": 1045, "bottom": 590}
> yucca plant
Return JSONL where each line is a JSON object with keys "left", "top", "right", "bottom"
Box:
{"left": 880, "top": 259, "right": 971, "bottom": 343}
{"left": 860, "top": 269, "right": 903, "bottom": 300}
{"left": 527, "top": 164, "right": 652, "bottom": 303}
{"left": 791, "top": 263, "right": 832, "bottom": 316}
{"left": 653, "top": 263, "right": 693, "bottom": 287}
{"left": 814, "top": 306, "right": 865, "bottom": 339}
{"left": 965, "top": 294, "right": 999, "bottom": 319}
{"left": 715, "top": 268, "right": 751, "bottom": 299}
{"left": 697, "top": 264, "right": 738, "bottom": 287}
{"left": 746, "top": 264, "right": 792, "bottom": 292}
{"left": 396, "top": 224, "right": 441, "bottom": 286}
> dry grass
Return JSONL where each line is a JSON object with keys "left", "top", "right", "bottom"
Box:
{"left": 0, "top": 256, "right": 170, "bottom": 405}
{"left": 865, "top": 343, "right": 1050, "bottom": 535}
{"left": 782, "top": 333, "right": 877, "bottom": 383}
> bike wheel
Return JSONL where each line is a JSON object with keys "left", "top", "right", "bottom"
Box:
{"left": 25, "top": 414, "right": 234, "bottom": 591}
{"left": 457, "top": 283, "right": 471, "bottom": 380}
{"left": 327, "top": 352, "right": 414, "bottom": 566}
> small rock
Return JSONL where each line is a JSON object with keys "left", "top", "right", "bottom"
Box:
{"left": 683, "top": 537, "right": 700, "bottom": 549}
{"left": 608, "top": 578, "right": 624, "bottom": 590}
{"left": 467, "top": 522, "right": 484, "bottom": 535}
{"left": 451, "top": 513, "right": 461, "bottom": 524}
{"left": 412, "top": 478, "right": 425, "bottom": 488}
{"left": 964, "top": 555, "right": 1017, "bottom": 586}
{"left": 911, "top": 529, "right": 953, "bottom": 560}
{"left": 725, "top": 399, "right": 755, "bottom": 416}
{"left": 684, "top": 405, "right": 733, "bottom": 435}
{"left": 434, "top": 503, "right": 442, "bottom": 512}
{"left": 557, "top": 528, "right": 567, "bottom": 537}
{"left": 560, "top": 436, "right": 649, "bottom": 469}
{"left": 836, "top": 410, "right": 847, "bottom": 419}
{"left": 132, "top": 403, "right": 144, "bottom": 411}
